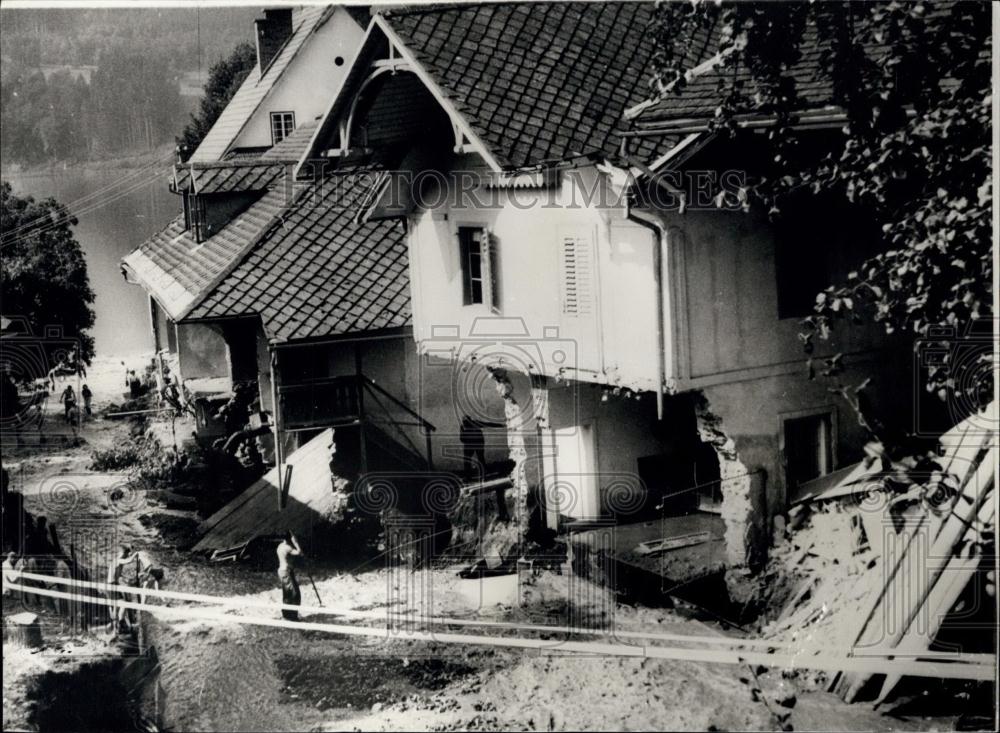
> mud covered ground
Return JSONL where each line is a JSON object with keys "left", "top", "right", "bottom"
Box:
{"left": 2, "top": 357, "right": 976, "bottom": 731}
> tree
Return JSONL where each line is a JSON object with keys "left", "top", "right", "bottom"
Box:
{"left": 649, "top": 1, "right": 992, "bottom": 441}
{"left": 0, "top": 182, "right": 96, "bottom": 364}
{"left": 176, "top": 41, "right": 256, "bottom": 161}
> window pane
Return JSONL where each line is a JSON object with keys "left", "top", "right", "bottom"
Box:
{"left": 467, "top": 249, "right": 482, "bottom": 279}
{"left": 470, "top": 280, "right": 483, "bottom": 305}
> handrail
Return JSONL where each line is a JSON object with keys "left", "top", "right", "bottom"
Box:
{"left": 361, "top": 375, "right": 437, "bottom": 433}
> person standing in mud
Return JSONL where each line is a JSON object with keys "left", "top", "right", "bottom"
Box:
{"left": 60, "top": 384, "right": 76, "bottom": 423}
{"left": 133, "top": 549, "right": 164, "bottom": 605}
{"left": 106, "top": 544, "right": 137, "bottom": 635}
{"left": 81, "top": 384, "right": 93, "bottom": 417}
{"left": 276, "top": 531, "right": 303, "bottom": 621}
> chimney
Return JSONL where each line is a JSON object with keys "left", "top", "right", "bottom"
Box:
{"left": 255, "top": 8, "right": 294, "bottom": 72}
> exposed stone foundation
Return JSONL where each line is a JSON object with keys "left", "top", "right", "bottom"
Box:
{"left": 693, "top": 396, "right": 768, "bottom": 591}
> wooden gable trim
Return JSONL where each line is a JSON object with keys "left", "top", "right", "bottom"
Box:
{"left": 373, "top": 15, "right": 504, "bottom": 173}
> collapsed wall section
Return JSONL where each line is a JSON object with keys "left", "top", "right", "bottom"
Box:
{"left": 693, "top": 395, "right": 768, "bottom": 582}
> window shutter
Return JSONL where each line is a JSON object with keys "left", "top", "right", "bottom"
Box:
{"left": 561, "top": 230, "right": 594, "bottom": 317}
{"left": 484, "top": 231, "right": 501, "bottom": 313}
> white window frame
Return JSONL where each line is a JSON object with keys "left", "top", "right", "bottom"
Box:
{"left": 270, "top": 111, "right": 296, "bottom": 145}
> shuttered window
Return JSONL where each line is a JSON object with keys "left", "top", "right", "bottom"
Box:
{"left": 560, "top": 230, "right": 594, "bottom": 317}
{"left": 459, "top": 227, "right": 500, "bottom": 312}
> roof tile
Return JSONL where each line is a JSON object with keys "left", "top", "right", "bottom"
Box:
{"left": 380, "top": 2, "right": 666, "bottom": 169}
{"left": 186, "top": 166, "right": 410, "bottom": 343}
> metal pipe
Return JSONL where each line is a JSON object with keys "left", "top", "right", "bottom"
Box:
{"left": 624, "top": 205, "right": 670, "bottom": 420}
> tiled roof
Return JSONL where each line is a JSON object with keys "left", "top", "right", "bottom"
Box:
{"left": 172, "top": 121, "right": 319, "bottom": 193}
{"left": 629, "top": 3, "right": 970, "bottom": 131}
{"left": 258, "top": 120, "right": 320, "bottom": 162}
{"left": 379, "top": 2, "right": 674, "bottom": 169}
{"left": 172, "top": 162, "right": 289, "bottom": 195}
{"left": 121, "top": 186, "right": 289, "bottom": 320}
{"left": 222, "top": 148, "right": 271, "bottom": 162}
{"left": 186, "top": 165, "right": 410, "bottom": 344}
{"left": 190, "top": 6, "right": 332, "bottom": 163}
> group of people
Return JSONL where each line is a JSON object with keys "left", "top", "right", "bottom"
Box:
{"left": 125, "top": 357, "right": 188, "bottom": 414}
{"left": 58, "top": 383, "right": 93, "bottom": 423}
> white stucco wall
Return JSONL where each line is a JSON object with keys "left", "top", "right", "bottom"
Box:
{"left": 407, "top": 164, "right": 661, "bottom": 393}
{"left": 230, "top": 8, "right": 365, "bottom": 151}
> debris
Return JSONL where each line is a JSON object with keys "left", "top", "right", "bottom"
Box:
{"left": 4, "top": 612, "right": 43, "bottom": 649}
{"left": 635, "top": 531, "right": 712, "bottom": 555}
{"left": 763, "top": 403, "right": 997, "bottom": 703}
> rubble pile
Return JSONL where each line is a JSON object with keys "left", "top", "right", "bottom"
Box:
{"left": 761, "top": 498, "right": 886, "bottom": 686}
{"left": 761, "top": 404, "right": 996, "bottom": 702}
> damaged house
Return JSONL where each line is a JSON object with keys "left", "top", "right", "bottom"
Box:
{"left": 288, "top": 1, "right": 915, "bottom": 588}
{"left": 122, "top": 5, "right": 511, "bottom": 554}
{"left": 124, "top": 3, "right": 919, "bottom": 593}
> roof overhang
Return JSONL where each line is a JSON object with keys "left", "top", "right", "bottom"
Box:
{"left": 295, "top": 14, "right": 504, "bottom": 179}
{"left": 624, "top": 105, "right": 849, "bottom": 137}
{"left": 121, "top": 249, "right": 196, "bottom": 322}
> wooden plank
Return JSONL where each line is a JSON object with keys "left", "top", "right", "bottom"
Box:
{"left": 837, "top": 442, "right": 996, "bottom": 701}
{"left": 635, "top": 531, "right": 712, "bottom": 555}
{"left": 193, "top": 429, "right": 333, "bottom": 552}
{"left": 873, "top": 491, "right": 995, "bottom": 705}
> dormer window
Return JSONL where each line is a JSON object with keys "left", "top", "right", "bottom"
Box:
{"left": 270, "top": 111, "right": 296, "bottom": 145}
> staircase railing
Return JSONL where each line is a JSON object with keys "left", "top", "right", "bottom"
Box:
{"left": 360, "top": 376, "right": 436, "bottom": 470}
{"left": 275, "top": 372, "right": 436, "bottom": 469}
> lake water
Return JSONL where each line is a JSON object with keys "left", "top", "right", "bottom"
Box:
{"left": 6, "top": 159, "right": 178, "bottom": 357}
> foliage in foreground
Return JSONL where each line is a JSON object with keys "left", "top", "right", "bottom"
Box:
{"left": 91, "top": 434, "right": 191, "bottom": 489}
{"left": 649, "top": 1, "right": 992, "bottom": 430}
{"left": 0, "top": 181, "right": 96, "bottom": 363}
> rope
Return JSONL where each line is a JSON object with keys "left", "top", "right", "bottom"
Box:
{"left": 11, "top": 571, "right": 996, "bottom": 664}
{"left": 6, "top": 582, "right": 992, "bottom": 681}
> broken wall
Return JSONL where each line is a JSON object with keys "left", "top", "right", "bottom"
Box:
{"left": 697, "top": 346, "right": 912, "bottom": 519}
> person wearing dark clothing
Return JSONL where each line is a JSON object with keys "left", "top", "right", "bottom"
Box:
{"left": 81, "top": 384, "right": 93, "bottom": 416}
{"left": 276, "top": 531, "right": 303, "bottom": 621}
{"left": 60, "top": 385, "right": 76, "bottom": 423}
{"left": 127, "top": 370, "right": 143, "bottom": 399}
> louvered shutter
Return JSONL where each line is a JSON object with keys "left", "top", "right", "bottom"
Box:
{"left": 486, "top": 231, "right": 501, "bottom": 313}
{"left": 561, "top": 230, "right": 595, "bottom": 317}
